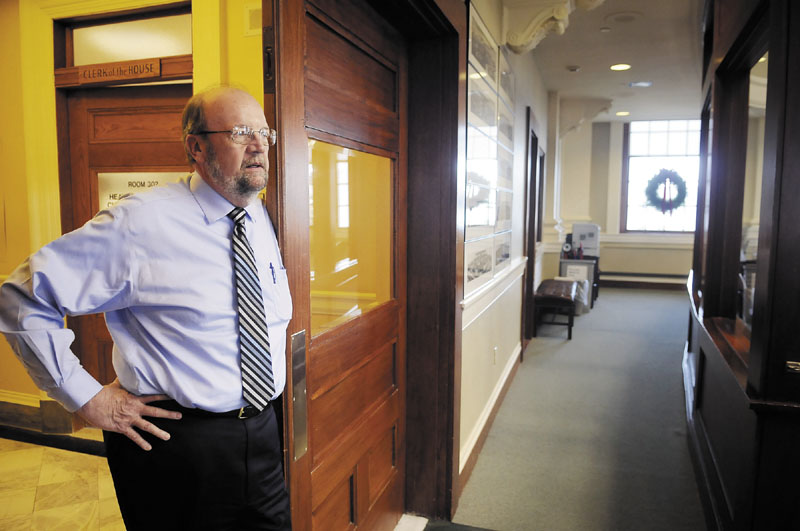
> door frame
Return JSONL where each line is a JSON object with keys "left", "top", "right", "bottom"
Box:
{"left": 521, "top": 106, "right": 543, "bottom": 352}
{"left": 265, "top": 0, "right": 467, "bottom": 522}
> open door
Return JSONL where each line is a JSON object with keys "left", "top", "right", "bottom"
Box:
{"left": 266, "top": 1, "right": 408, "bottom": 529}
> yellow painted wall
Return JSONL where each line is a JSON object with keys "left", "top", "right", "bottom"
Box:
{"left": 0, "top": 0, "right": 263, "bottom": 400}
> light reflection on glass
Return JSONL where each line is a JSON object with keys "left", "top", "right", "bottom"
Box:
{"left": 308, "top": 140, "right": 393, "bottom": 336}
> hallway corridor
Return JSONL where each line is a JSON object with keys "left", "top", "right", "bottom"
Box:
{"left": 452, "top": 288, "right": 706, "bottom": 531}
{"left": 0, "top": 288, "right": 706, "bottom": 530}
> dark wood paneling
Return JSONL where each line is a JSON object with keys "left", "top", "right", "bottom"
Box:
{"left": 757, "top": 0, "right": 800, "bottom": 401}
{"left": 310, "top": 345, "right": 396, "bottom": 456}
{"left": 753, "top": 415, "right": 800, "bottom": 530}
{"left": 692, "top": 94, "right": 711, "bottom": 298}
{"left": 359, "top": 474, "right": 403, "bottom": 531}
{"left": 305, "top": 15, "right": 396, "bottom": 111}
{"left": 275, "top": 0, "right": 313, "bottom": 526}
{"left": 368, "top": 428, "right": 396, "bottom": 501}
{"left": 404, "top": 0, "right": 465, "bottom": 519}
{"left": 309, "top": 301, "right": 398, "bottom": 399}
{"left": 702, "top": 69, "right": 749, "bottom": 318}
{"left": 89, "top": 108, "right": 183, "bottom": 141}
{"left": 86, "top": 143, "right": 186, "bottom": 166}
{"left": 304, "top": 13, "right": 399, "bottom": 151}
{"left": 712, "top": 0, "right": 760, "bottom": 72}
{"left": 312, "top": 473, "right": 355, "bottom": 531}
{"left": 309, "top": 394, "right": 399, "bottom": 510}
{"left": 282, "top": 1, "right": 408, "bottom": 528}
{"left": 697, "top": 326, "right": 757, "bottom": 523}
{"left": 54, "top": 54, "right": 192, "bottom": 88}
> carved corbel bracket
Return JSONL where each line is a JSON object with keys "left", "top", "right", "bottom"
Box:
{"left": 505, "top": 0, "right": 606, "bottom": 54}
{"left": 559, "top": 97, "right": 612, "bottom": 137}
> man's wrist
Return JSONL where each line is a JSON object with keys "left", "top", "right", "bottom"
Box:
{"left": 54, "top": 369, "right": 104, "bottom": 412}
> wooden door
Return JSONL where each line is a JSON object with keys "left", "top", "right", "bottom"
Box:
{"left": 272, "top": 1, "right": 407, "bottom": 529}
{"left": 60, "top": 85, "right": 191, "bottom": 384}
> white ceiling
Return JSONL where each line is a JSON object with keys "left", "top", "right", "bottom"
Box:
{"left": 529, "top": 0, "right": 704, "bottom": 122}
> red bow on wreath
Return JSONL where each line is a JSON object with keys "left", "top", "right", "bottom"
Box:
{"left": 645, "top": 169, "right": 687, "bottom": 214}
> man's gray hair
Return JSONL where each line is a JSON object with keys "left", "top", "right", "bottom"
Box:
{"left": 181, "top": 92, "right": 208, "bottom": 165}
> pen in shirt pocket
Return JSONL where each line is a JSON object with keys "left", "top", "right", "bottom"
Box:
{"left": 269, "top": 262, "right": 277, "bottom": 284}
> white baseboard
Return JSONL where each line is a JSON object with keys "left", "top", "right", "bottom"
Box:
{"left": 459, "top": 343, "right": 521, "bottom": 473}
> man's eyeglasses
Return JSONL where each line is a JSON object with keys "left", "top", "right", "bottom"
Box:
{"left": 198, "top": 125, "right": 277, "bottom": 146}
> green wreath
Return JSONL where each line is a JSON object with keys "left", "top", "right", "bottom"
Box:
{"left": 645, "top": 169, "right": 687, "bottom": 214}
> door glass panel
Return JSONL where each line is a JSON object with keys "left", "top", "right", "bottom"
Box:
{"left": 97, "top": 171, "right": 185, "bottom": 212}
{"left": 308, "top": 140, "right": 392, "bottom": 336}
{"left": 738, "top": 52, "right": 768, "bottom": 328}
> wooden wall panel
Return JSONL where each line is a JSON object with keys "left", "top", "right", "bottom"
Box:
{"left": 309, "top": 301, "right": 398, "bottom": 399}
{"left": 368, "top": 428, "right": 396, "bottom": 502}
{"left": 403, "top": 0, "right": 465, "bottom": 518}
{"left": 304, "top": 9, "right": 399, "bottom": 152}
{"left": 697, "top": 329, "right": 757, "bottom": 522}
{"left": 305, "top": 16, "right": 396, "bottom": 111}
{"left": 312, "top": 474, "right": 355, "bottom": 531}
{"left": 309, "top": 394, "right": 398, "bottom": 511}
{"left": 89, "top": 108, "right": 183, "bottom": 141}
{"left": 310, "top": 344, "right": 396, "bottom": 454}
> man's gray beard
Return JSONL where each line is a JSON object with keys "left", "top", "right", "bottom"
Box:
{"left": 205, "top": 142, "right": 267, "bottom": 197}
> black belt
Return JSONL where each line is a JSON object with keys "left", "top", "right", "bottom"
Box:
{"left": 155, "top": 400, "right": 264, "bottom": 420}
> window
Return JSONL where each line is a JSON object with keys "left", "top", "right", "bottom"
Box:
{"left": 622, "top": 119, "right": 701, "bottom": 232}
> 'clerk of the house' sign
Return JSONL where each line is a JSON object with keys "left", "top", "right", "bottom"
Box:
{"left": 78, "top": 58, "right": 160, "bottom": 85}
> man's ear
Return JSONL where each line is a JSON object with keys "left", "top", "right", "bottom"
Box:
{"left": 186, "top": 135, "right": 206, "bottom": 164}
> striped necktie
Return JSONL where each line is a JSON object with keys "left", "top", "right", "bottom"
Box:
{"left": 227, "top": 207, "right": 274, "bottom": 410}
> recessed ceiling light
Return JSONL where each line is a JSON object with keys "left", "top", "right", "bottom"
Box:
{"left": 600, "top": 26, "right": 611, "bottom": 33}
{"left": 629, "top": 81, "right": 652, "bottom": 88}
{"left": 566, "top": 65, "right": 581, "bottom": 73}
{"left": 610, "top": 63, "right": 631, "bottom": 71}
{"left": 758, "top": 55, "right": 767, "bottom": 63}
{"left": 616, "top": 111, "right": 630, "bottom": 116}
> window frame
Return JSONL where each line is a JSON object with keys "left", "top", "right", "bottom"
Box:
{"left": 619, "top": 120, "right": 701, "bottom": 234}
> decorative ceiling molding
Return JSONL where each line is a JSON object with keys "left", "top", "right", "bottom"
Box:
{"left": 505, "top": 0, "right": 606, "bottom": 54}
{"left": 559, "top": 97, "right": 612, "bottom": 137}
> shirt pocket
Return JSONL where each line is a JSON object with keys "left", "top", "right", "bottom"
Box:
{"left": 274, "top": 267, "right": 293, "bottom": 321}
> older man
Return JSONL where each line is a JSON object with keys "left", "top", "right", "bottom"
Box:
{"left": 0, "top": 87, "right": 292, "bottom": 530}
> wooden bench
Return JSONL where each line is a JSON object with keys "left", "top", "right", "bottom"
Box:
{"left": 533, "top": 279, "right": 578, "bottom": 340}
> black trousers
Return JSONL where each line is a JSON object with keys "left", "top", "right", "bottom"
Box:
{"left": 104, "top": 402, "right": 291, "bottom": 531}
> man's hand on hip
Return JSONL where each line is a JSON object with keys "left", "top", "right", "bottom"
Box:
{"left": 77, "top": 379, "right": 182, "bottom": 451}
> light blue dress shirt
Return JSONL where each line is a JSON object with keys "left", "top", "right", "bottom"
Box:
{"left": 0, "top": 173, "right": 292, "bottom": 413}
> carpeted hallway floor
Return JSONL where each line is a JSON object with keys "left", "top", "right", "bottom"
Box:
{"left": 452, "top": 288, "right": 706, "bottom": 531}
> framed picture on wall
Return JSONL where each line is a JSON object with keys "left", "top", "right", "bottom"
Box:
{"left": 495, "top": 190, "right": 512, "bottom": 232}
{"left": 465, "top": 237, "right": 494, "bottom": 293}
{"left": 499, "top": 49, "right": 515, "bottom": 104}
{"left": 464, "top": 5, "right": 516, "bottom": 297}
{"left": 468, "top": 65, "right": 497, "bottom": 128}
{"left": 494, "top": 231, "right": 512, "bottom": 271}
{"left": 469, "top": 9, "right": 497, "bottom": 86}
{"left": 497, "top": 101, "right": 514, "bottom": 149}
{"left": 466, "top": 182, "right": 497, "bottom": 241}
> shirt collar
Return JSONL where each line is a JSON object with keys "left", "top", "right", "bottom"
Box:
{"left": 189, "top": 172, "right": 262, "bottom": 224}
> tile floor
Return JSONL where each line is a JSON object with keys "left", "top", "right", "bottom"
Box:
{"left": 0, "top": 434, "right": 426, "bottom": 531}
{"left": 0, "top": 435, "right": 124, "bottom": 530}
